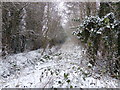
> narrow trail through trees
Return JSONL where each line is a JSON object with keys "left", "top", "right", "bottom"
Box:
{"left": 0, "top": 37, "right": 119, "bottom": 88}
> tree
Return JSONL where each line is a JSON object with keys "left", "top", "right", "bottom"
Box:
{"left": 2, "top": 2, "right": 28, "bottom": 55}
{"left": 2, "top": 2, "right": 66, "bottom": 56}
{"left": 25, "top": 2, "right": 46, "bottom": 50}
{"left": 99, "top": 1, "right": 120, "bottom": 75}
{"left": 72, "top": 2, "right": 120, "bottom": 78}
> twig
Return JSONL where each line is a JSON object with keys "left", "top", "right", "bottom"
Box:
{"left": 43, "top": 76, "right": 52, "bottom": 88}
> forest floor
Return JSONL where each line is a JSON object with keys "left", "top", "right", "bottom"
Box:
{"left": 0, "top": 39, "right": 119, "bottom": 89}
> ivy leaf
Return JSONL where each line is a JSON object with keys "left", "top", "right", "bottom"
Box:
{"left": 64, "top": 73, "right": 69, "bottom": 79}
{"left": 70, "top": 85, "right": 73, "bottom": 88}
{"left": 67, "top": 79, "right": 70, "bottom": 83}
{"left": 87, "top": 42, "right": 92, "bottom": 47}
{"left": 104, "top": 18, "right": 110, "bottom": 25}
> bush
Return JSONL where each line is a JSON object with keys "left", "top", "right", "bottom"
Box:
{"left": 73, "top": 13, "right": 120, "bottom": 78}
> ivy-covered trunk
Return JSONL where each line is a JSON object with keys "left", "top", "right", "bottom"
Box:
{"left": 73, "top": 11, "right": 120, "bottom": 78}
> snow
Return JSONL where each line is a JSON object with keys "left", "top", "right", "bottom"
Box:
{"left": 0, "top": 40, "right": 119, "bottom": 89}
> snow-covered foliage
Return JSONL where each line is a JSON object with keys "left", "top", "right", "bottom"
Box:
{"left": 74, "top": 13, "right": 118, "bottom": 38}
{"left": 73, "top": 12, "right": 120, "bottom": 78}
{"left": 1, "top": 2, "right": 120, "bottom": 89}
{"left": 0, "top": 41, "right": 119, "bottom": 88}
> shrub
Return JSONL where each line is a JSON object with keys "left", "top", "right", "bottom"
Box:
{"left": 73, "top": 13, "right": 120, "bottom": 78}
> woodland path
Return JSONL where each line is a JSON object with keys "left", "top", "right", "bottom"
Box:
{"left": 0, "top": 38, "right": 119, "bottom": 88}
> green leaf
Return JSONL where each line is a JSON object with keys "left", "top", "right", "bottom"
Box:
{"left": 64, "top": 73, "right": 69, "bottom": 79}
{"left": 77, "top": 67, "right": 81, "bottom": 70}
{"left": 70, "top": 85, "right": 73, "bottom": 88}
{"left": 67, "top": 79, "right": 70, "bottom": 83}
{"left": 104, "top": 18, "right": 110, "bottom": 24}
{"left": 87, "top": 42, "right": 92, "bottom": 47}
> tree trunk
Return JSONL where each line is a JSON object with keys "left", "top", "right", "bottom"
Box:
{"left": 99, "top": 2, "right": 111, "bottom": 18}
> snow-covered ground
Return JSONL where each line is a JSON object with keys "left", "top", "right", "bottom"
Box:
{"left": 0, "top": 39, "right": 119, "bottom": 89}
